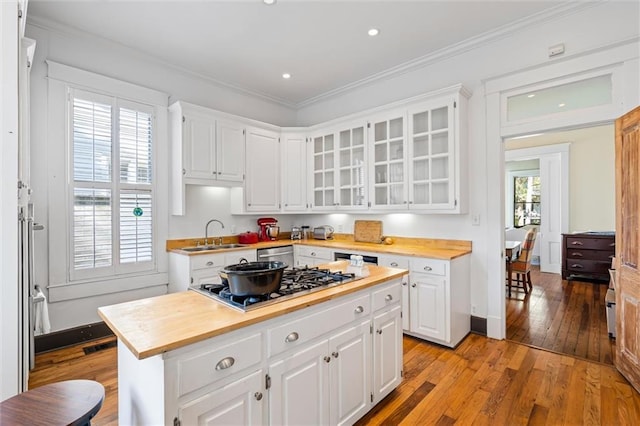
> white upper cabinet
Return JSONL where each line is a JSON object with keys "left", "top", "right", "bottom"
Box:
{"left": 367, "top": 85, "right": 469, "bottom": 214}
{"left": 368, "top": 111, "right": 407, "bottom": 210}
{"left": 281, "top": 131, "right": 308, "bottom": 212}
{"left": 245, "top": 127, "right": 280, "bottom": 212}
{"left": 310, "top": 120, "right": 368, "bottom": 211}
{"left": 169, "top": 101, "right": 246, "bottom": 215}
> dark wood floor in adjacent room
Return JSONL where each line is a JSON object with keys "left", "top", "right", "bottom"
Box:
{"left": 506, "top": 266, "right": 614, "bottom": 365}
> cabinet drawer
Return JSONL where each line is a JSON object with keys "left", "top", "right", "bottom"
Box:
{"left": 378, "top": 256, "right": 409, "bottom": 270}
{"left": 566, "top": 249, "right": 615, "bottom": 262}
{"left": 566, "top": 259, "right": 611, "bottom": 274}
{"left": 565, "top": 237, "right": 615, "bottom": 251}
{"left": 191, "top": 253, "right": 226, "bottom": 270}
{"left": 268, "top": 294, "right": 370, "bottom": 357}
{"left": 176, "top": 332, "right": 262, "bottom": 397}
{"left": 410, "top": 258, "right": 447, "bottom": 276}
{"left": 372, "top": 280, "right": 402, "bottom": 312}
{"left": 296, "top": 245, "right": 333, "bottom": 260}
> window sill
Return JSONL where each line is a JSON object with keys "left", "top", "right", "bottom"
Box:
{"left": 47, "top": 272, "right": 168, "bottom": 303}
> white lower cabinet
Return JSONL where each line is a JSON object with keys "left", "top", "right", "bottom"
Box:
{"left": 409, "top": 273, "right": 447, "bottom": 341}
{"left": 169, "top": 250, "right": 257, "bottom": 292}
{"left": 178, "top": 369, "right": 264, "bottom": 426}
{"left": 117, "top": 277, "right": 404, "bottom": 426}
{"left": 294, "top": 245, "right": 333, "bottom": 267}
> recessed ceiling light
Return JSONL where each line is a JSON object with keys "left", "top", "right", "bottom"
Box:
{"left": 527, "top": 94, "right": 536, "bottom": 98}
{"left": 282, "top": 73, "right": 291, "bottom": 79}
{"left": 263, "top": 0, "right": 276, "bottom": 5}
{"left": 368, "top": 28, "right": 380, "bottom": 37}
{"left": 558, "top": 103, "right": 566, "bottom": 107}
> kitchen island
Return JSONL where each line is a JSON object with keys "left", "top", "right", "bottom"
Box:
{"left": 99, "top": 262, "right": 406, "bottom": 425}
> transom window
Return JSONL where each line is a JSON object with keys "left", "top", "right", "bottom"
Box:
{"left": 70, "top": 89, "right": 154, "bottom": 279}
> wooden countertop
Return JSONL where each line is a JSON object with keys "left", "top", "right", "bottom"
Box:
{"left": 168, "top": 235, "right": 472, "bottom": 260}
{"left": 98, "top": 262, "right": 406, "bottom": 360}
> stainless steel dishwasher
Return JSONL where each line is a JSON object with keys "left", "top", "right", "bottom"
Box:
{"left": 256, "top": 245, "right": 294, "bottom": 269}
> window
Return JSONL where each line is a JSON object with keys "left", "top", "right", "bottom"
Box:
{"left": 70, "top": 89, "right": 154, "bottom": 279}
{"left": 513, "top": 175, "right": 541, "bottom": 228}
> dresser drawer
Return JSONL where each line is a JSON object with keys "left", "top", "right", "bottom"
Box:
{"left": 268, "top": 293, "right": 370, "bottom": 357}
{"left": 565, "top": 249, "right": 615, "bottom": 262}
{"left": 191, "top": 253, "right": 226, "bottom": 270}
{"left": 410, "top": 258, "right": 447, "bottom": 276}
{"left": 565, "top": 237, "right": 615, "bottom": 251}
{"left": 372, "top": 280, "right": 402, "bottom": 312}
{"left": 566, "top": 259, "right": 611, "bottom": 274}
{"left": 176, "top": 332, "right": 262, "bottom": 397}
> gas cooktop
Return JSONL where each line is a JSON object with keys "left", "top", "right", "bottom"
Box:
{"left": 191, "top": 266, "right": 359, "bottom": 312}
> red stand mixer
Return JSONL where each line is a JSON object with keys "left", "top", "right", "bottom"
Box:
{"left": 257, "top": 217, "right": 279, "bottom": 241}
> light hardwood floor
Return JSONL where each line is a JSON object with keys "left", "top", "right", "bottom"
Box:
{"left": 506, "top": 266, "right": 614, "bottom": 365}
{"left": 29, "top": 332, "right": 640, "bottom": 425}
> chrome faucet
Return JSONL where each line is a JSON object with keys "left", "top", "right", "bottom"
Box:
{"left": 205, "top": 219, "right": 225, "bottom": 246}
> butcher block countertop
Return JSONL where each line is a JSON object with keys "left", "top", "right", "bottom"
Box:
{"left": 167, "top": 234, "right": 472, "bottom": 260}
{"left": 98, "top": 261, "right": 406, "bottom": 360}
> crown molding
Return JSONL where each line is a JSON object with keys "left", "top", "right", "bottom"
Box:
{"left": 26, "top": 15, "right": 298, "bottom": 109}
{"left": 27, "top": 1, "right": 598, "bottom": 110}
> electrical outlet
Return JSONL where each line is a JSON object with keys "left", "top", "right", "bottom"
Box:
{"left": 471, "top": 305, "right": 477, "bottom": 315}
{"left": 471, "top": 214, "right": 480, "bottom": 226}
{"left": 337, "top": 224, "right": 343, "bottom": 232}
{"left": 230, "top": 225, "right": 236, "bottom": 234}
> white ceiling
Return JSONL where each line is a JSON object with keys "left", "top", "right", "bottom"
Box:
{"left": 27, "top": 0, "right": 576, "bottom": 107}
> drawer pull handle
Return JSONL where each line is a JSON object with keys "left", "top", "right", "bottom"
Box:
{"left": 385, "top": 294, "right": 393, "bottom": 302}
{"left": 571, "top": 264, "right": 584, "bottom": 269}
{"left": 571, "top": 241, "right": 583, "bottom": 245}
{"left": 332, "top": 352, "right": 339, "bottom": 358}
{"left": 376, "top": 329, "right": 383, "bottom": 335}
{"left": 324, "top": 356, "right": 331, "bottom": 363}
{"left": 254, "top": 392, "right": 263, "bottom": 401}
{"left": 215, "top": 357, "right": 235, "bottom": 371}
{"left": 285, "top": 332, "right": 299, "bottom": 343}
{"left": 390, "top": 262, "right": 398, "bottom": 267}
{"left": 354, "top": 305, "right": 364, "bottom": 314}
{"left": 571, "top": 252, "right": 584, "bottom": 257}
{"left": 424, "top": 266, "right": 432, "bottom": 271}
{"left": 411, "top": 283, "right": 417, "bottom": 288}
{"left": 609, "top": 243, "right": 616, "bottom": 247}
{"left": 206, "top": 261, "right": 214, "bottom": 266}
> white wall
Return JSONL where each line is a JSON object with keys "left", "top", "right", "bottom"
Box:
{"left": 24, "top": 1, "right": 640, "bottom": 332}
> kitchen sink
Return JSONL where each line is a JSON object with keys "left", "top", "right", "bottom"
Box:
{"left": 181, "top": 244, "right": 249, "bottom": 252}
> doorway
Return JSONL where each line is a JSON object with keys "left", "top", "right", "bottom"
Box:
{"left": 503, "top": 125, "right": 615, "bottom": 362}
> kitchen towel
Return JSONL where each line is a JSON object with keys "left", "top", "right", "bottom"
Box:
{"left": 34, "top": 287, "right": 51, "bottom": 336}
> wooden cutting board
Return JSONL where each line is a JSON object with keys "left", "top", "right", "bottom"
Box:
{"left": 354, "top": 220, "right": 383, "bottom": 243}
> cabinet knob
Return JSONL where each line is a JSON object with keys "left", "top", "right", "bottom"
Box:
{"left": 285, "top": 332, "right": 299, "bottom": 343}
{"left": 411, "top": 283, "right": 416, "bottom": 288}
{"left": 385, "top": 294, "right": 393, "bottom": 302}
{"left": 332, "top": 352, "right": 339, "bottom": 358}
{"left": 215, "top": 356, "right": 235, "bottom": 371}
{"left": 324, "top": 356, "right": 331, "bottom": 363}
{"left": 424, "top": 266, "right": 432, "bottom": 271}
{"left": 254, "top": 392, "right": 263, "bottom": 401}
{"left": 311, "top": 252, "right": 316, "bottom": 256}
{"left": 182, "top": 168, "right": 186, "bottom": 175}
{"left": 390, "top": 262, "right": 398, "bottom": 267}
{"left": 402, "top": 281, "right": 407, "bottom": 286}
{"left": 354, "top": 305, "right": 364, "bottom": 314}
{"left": 376, "top": 329, "right": 383, "bottom": 335}
{"left": 206, "top": 261, "right": 214, "bottom": 266}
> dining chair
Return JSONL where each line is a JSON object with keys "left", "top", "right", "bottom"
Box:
{"left": 506, "top": 227, "right": 537, "bottom": 296}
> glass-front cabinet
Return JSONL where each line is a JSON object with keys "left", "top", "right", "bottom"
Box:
{"left": 311, "top": 121, "right": 368, "bottom": 211}
{"left": 311, "top": 131, "right": 336, "bottom": 210}
{"left": 369, "top": 111, "right": 407, "bottom": 209}
{"left": 408, "top": 100, "right": 456, "bottom": 210}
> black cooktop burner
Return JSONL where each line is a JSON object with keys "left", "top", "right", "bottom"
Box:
{"left": 194, "top": 266, "right": 357, "bottom": 311}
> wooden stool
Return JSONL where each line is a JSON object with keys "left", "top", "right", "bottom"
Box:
{"left": 0, "top": 379, "right": 105, "bottom": 426}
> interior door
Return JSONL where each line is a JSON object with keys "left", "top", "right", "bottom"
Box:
{"left": 614, "top": 106, "right": 640, "bottom": 393}
{"left": 538, "top": 153, "right": 564, "bottom": 273}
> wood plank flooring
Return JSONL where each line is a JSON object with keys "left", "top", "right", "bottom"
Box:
{"left": 29, "top": 332, "right": 639, "bottom": 425}
{"left": 506, "top": 266, "right": 614, "bottom": 365}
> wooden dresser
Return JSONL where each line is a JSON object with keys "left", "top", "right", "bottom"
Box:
{"left": 562, "top": 232, "right": 615, "bottom": 281}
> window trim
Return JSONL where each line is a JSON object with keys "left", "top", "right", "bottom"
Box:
{"left": 47, "top": 62, "right": 168, "bottom": 302}
{"left": 505, "top": 169, "right": 539, "bottom": 229}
